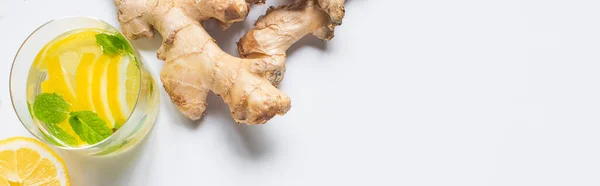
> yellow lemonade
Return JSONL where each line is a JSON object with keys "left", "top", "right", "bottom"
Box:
{"left": 27, "top": 28, "right": 142, "bottom": 147}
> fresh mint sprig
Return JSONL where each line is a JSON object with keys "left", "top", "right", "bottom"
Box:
{"left": 95, "top": 33, "right": 140, "bottom": 67}
{"left": 95, "top": 33, "right": 134, "bottom": 56}
{"left": 33, "top": 93, "right": 78, "bottom": 146}
{"left": 33, "top": 93, "right": 113, "bottom": 145}
{"left": 69, "top": 111, "right": 113, "bottom": 144}
{"left": 33, "top": 93, "right": 70, "bottom": 124}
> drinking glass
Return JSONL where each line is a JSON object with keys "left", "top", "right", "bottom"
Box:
{"left": 10, "top": 17, "right": 159, "bottom": 156}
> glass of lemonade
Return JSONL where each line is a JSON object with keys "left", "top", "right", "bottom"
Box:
{"left": 10, "top": 17, "right": 159, "bottom": 156}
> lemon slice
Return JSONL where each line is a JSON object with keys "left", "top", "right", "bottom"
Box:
{"left": 74, "top": 53, "right": 97, "bottom": 111}
{"left": 107, "top": 56, "right": 127, "bottom": 127}
{"left": 0, "top": 137, "right": 69, "bottom": 186}
{"left": 45, "top": 56, "right": 77, "bottom": 107}
{"left": 125, "top": 57, "right": 140, "bottom": 112}
{"left": 58, "top": 51, "right": 80, "bottom": 88}
{"left": 91, "top": 54, "right": 116, "bottom": 128}
{"left": 33, "top": 29, "right": 102, "bottom": 70}
{"left": 40, "top": 80, "right": 54, "bottom": 94}
{"left": 106, "top": 56, "right": 140, "bottom": 128}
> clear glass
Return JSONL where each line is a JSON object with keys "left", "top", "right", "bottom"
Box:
{"left": 10, "top": 17, "right": 159, "bottom": 156}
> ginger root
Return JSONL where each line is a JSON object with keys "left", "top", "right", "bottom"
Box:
{"left": 114, "top": 0, "right": 345, "bottom": 124}
{"left": 238, "top": 0, "right": 345, "bottom": 86}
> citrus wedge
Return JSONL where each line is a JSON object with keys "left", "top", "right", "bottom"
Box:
{"left": 0, "top": 137, "right": 69, "bottom": 186}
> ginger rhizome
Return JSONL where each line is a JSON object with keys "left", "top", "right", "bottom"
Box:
{"left": 238, "top": 0, "right": 345, "bottom": 86}
{"left": 114, "top": 0, "right": 345, "bottom": 124}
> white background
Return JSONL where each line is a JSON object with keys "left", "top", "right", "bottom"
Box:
{"left": 1, "top": 0, "right": 600, "bottom": 185}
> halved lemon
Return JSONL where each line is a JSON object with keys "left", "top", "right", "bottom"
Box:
{"left": 0, "top": 137, "right": 69, "bottom": 186}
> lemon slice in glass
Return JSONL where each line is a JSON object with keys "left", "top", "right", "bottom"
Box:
{"left": 107, "top": 56, "right": 139, "bottom": 129}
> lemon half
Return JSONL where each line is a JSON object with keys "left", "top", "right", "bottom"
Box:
{"left": 0, "top": 137, "right": 69, "bottom": 186}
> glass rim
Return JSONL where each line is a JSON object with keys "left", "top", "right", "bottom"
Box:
{"left": 9, "top": 16, "right": 144, "bottom": 151}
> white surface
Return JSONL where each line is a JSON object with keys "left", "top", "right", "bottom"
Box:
{"left": 1, "top": 0, "right": 600, "bottom": 185}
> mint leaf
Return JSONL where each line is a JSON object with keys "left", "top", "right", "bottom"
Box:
{"left": 95, "top": 33, "right": 133, "bottom": 56}
{"left": 32, "top": 94, "right": 77, "bottom": 146}
{"left": 33, "top": 93, "right": 70, "bottom": 124}
{"left": 69, "top": 111, "right": 112, "bottom": 144}
{"left": 45, "top": 124, "right": 79, "bottom": 146}
{"left": 95, "top": 33, "right": 140, "bottom": 67}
